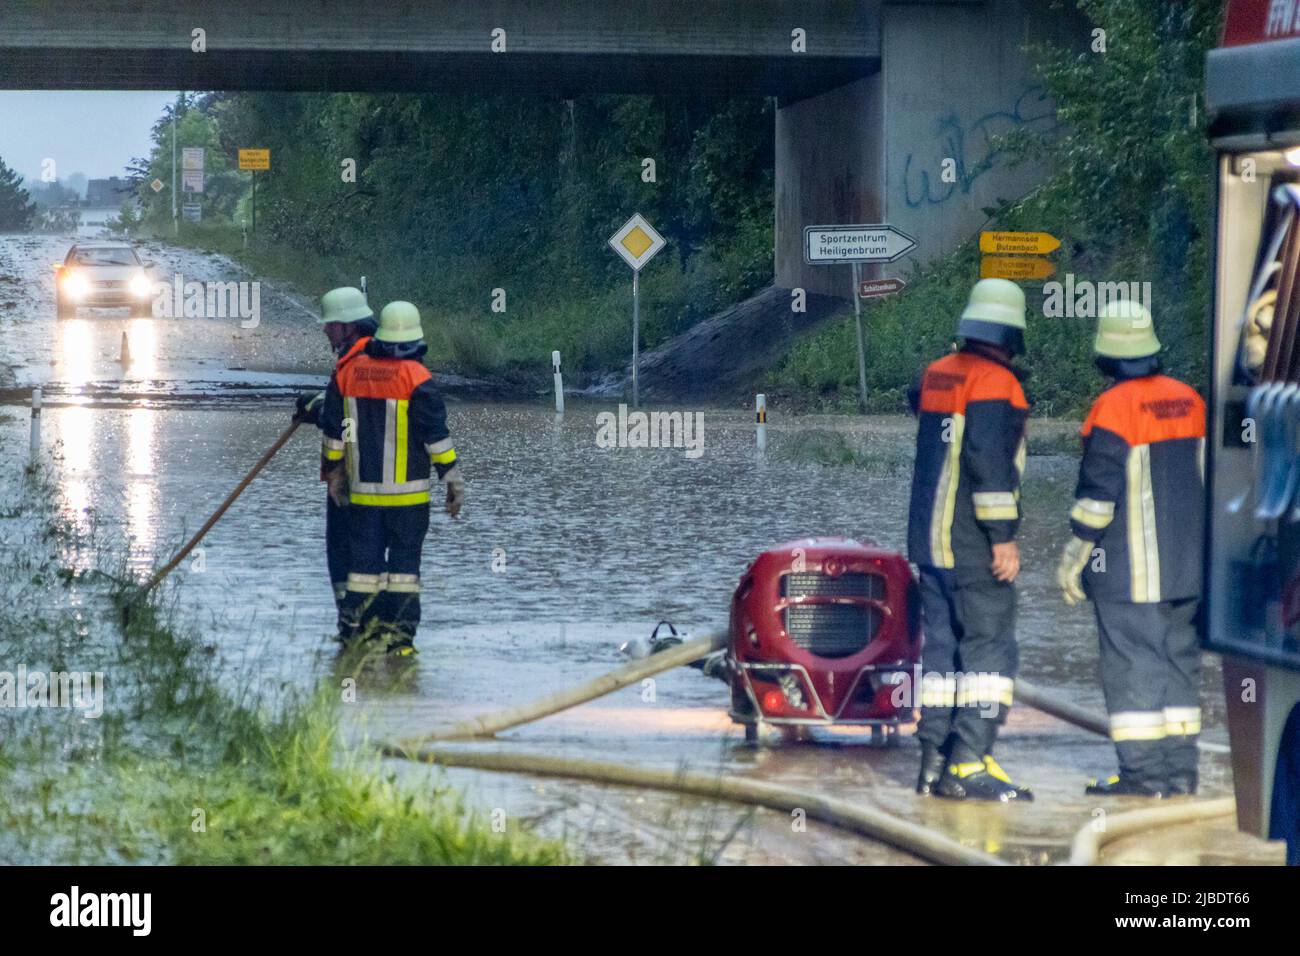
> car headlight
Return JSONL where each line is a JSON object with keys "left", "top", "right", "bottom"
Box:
{"left": 62, "top": 272, "right": 89, "bottom": 300}
{"left": 129, "top": 272, "right": 152, "bottom": 298}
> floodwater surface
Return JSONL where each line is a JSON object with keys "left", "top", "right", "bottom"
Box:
{"left": 0, "top": 234, "right": 1282, "bottom": 865}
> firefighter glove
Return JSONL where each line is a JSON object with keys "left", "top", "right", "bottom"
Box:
{"left": 1056, "top": 536, "right": 1092, "bottom": 606}
{"left": 445, "top": 470, "right": 465, "bottom": 518}
{"left": 325, "top": 466, "right": 349, "bottom": 507}
{"left": 294, "top": 390, "right": 326, "bottom": 426}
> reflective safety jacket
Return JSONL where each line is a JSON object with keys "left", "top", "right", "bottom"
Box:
{"left": 313, "top": 336, "right": 367, "bottom": 481}
{"left": 907, "top": 349, "right": 1029, "bottom": 582}
{"left": 1070, "top": 374, "right": 1205, "bottom": 603}
{"left": 319, "top": 338, "right": 458, "bottom": 507}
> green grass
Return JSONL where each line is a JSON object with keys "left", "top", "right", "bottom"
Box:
{"left": 143, "top": 216, "right": 770, "bottom": 390}
{"left": 0, "top": 468, "right": 564, "bottom": 865}
{"left": 770, "top": 187, "right": 1205, "bottom": 419}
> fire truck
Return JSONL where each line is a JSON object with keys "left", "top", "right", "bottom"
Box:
{"left": 1203, "top": 0, "right": 1300, "bottom": 864}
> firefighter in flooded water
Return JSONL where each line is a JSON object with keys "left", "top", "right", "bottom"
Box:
{"left": 1057, "top": 300, "right": 1205, "bottom": 797}
{"left": 908, "top": 278, "right": 1032, "bottom": 802}
{"left": 292, "top": 286, "right": 377, "bottom": 638}
{"left": 319, "top": 301, "right": 465, "bottom": 656}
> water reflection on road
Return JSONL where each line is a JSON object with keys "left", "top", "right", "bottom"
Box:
{"left": 8, "top": 398, "right": 1277, "bottom": 864}
{"left": 1, "top": 234, "right": 1277, "bottom": 864}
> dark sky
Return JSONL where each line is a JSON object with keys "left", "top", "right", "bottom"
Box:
{"left": 0, "top": 91, "right": 178, "bottom": 185}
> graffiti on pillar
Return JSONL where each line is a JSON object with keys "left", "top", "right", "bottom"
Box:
{"left": 902, "top": 86, "right": 1056, "bottom": 209}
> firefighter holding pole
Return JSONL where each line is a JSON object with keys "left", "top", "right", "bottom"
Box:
{"left": 1057, "top": 300, "right": 1206, "bottom": 797}
{"left": 292, "top": 286, "right": 378, "bottom": 639}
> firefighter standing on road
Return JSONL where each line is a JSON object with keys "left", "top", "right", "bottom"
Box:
{"left": 908, "top": 278, "right": 1032, "bottom": 802}
{"left": 293, "top": 286, "right": 377, "bottom": 639}
{"left": 320, "top": 301, "right": 465, "bottom": 655}
{"left": 1057, "top": 300, "right": 1205, "bottom": 797}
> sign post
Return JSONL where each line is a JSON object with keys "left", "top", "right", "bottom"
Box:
{"left": 171, "top": 112, "right": 177, "bottom": 236}
{"left": 238, "top": 149, "right": 271, "bottom": 234}
{"left": 804, "top": 223, "right": 917, "bottom": 413}
{"left": 851, "top": 262, "right": 868, "bottom": 412}
{"left": 607, "top": 213, "right": 666, "bottom": 408}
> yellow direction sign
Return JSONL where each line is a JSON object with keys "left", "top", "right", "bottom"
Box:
{"left": 980, "top": 256, "right": 1057, "bottom": 281}
{"left": 239, "top": 149, "right": 270, "bottom": 171}
{"left": 979, "top": 230, "right": 1060, "bottom": 256}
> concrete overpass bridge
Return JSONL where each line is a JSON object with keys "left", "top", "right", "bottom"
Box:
{"left": 0, "top": 0, "right": 1067, "bottom": 297}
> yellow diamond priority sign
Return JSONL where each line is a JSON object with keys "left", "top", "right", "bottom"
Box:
{"left": 608, "top": 213, "right": 665, "bottom": 272}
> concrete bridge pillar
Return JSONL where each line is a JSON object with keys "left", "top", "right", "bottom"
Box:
{"left": 775, "top": 0, "right": 1075, "bottom": 301}
{"left": 774, "top": 75, "right": 884, "bottom": 299}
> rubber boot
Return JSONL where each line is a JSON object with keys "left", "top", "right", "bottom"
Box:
{"left": 1084, "top": 774, "right": 1165, "bottom": 798}
{"left": 983, "top": 755, "right": 1034, "bottom": 802}
{"left": 916, "top": 742, "right": 947, "bottom": 795}
{"left": 936, "top": 760, "right": 1026, "bottom": 802}
{"left": 1165, "top": 772, "right": 1198, "bottom": 796}
{"left": 385, "top": 630, "right": 418, "bottom": 657}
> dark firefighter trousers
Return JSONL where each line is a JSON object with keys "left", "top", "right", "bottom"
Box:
{"left": 916, "top": 567, "right": 1018, "bottom": 764}
{"left": 325, "top": 495, "right": 349, "bottom": 634}
{"left": 1093, "top": 598, "right": 1200, "bottom": 788}
{"left": 339, "top": 502, "right": 430, "bottom": 643}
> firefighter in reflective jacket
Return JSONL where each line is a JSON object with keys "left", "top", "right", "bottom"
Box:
{"left": 908, "top": 278, "right": 1032, "bottom": 801}
{"left": 1057, "top": 300, "right": 1205, "bottom": 797}
{"left": 319, "top": 301, "right": 465, "bottom": 655}
{"left": 292, "top": 287, "right": 377, "bottom": 637}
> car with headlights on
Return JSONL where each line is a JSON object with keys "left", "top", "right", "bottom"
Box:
{"left": 54, "top": 242, "right": 155, "bottom": 318}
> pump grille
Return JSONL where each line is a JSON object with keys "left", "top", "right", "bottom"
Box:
{"left": 783, "top": 603, "right": 881, "bottom": 658}
{"left": 781, "top": 572, "right": 884, "bottom": 600}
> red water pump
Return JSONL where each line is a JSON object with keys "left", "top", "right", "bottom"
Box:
{"left": 728, "top": 537, "right": 920, "bottom": 742}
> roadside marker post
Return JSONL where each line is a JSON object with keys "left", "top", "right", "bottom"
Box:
{"left": 804, "top": 223, "right": 917, "bottom": 414}
{"left": 607, "top": 213, "right": 666, "bottom": 408}
{"left": 552, "top": 350, "right": 565, "bottom": 416}
{"left": 756, "top": 393, "right": 767, "bottom": 453}
{"left": 28, "top": 386, "right": 41, "bottom": 468}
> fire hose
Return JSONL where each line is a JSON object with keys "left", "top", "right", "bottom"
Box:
{"left": 1013, "top": 680, "right": 1236, "bottom": 864}
{"left": 385, "top": 632, "right": 1002, "bottom": 865}
{"left": 385, "top": 743, "right": 1005, "bottom": 866}
{"left": 395, "top": 633, "right": 728, "bottom": 746}
{"left": 385, "top": 642, "right": 1235, "bottom": 865}
{"left": 1066, "top": 797, "right": 1237, "bottom": 866}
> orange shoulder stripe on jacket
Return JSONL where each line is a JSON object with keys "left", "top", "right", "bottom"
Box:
{"left": 966, "top": 358, "right": 1029, "bottom": 408}
{"left": 1082, "top": 376, "right": 1205, "bottom": 444}
{"left": 918, "top": 352, "right": 970, "bottom": 414}
{"left": 336, "top": 354, "right": 432, "bottom": 399}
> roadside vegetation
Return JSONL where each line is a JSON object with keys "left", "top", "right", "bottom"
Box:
{"left": 775, "top": 0, "right": 1220, "bottom": 418}
{"left": 45, "top": 0, "right": 1220, "bottom": 414}
{"left": 117, "top": 92, "right": 775, "bottom": 388}
{"left": 0, "top": 462, "right": 564, "bottom": 865}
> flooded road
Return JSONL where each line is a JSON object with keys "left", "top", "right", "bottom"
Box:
{"left": 0, "top": 233, "right": 1283, "bottom": 865}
